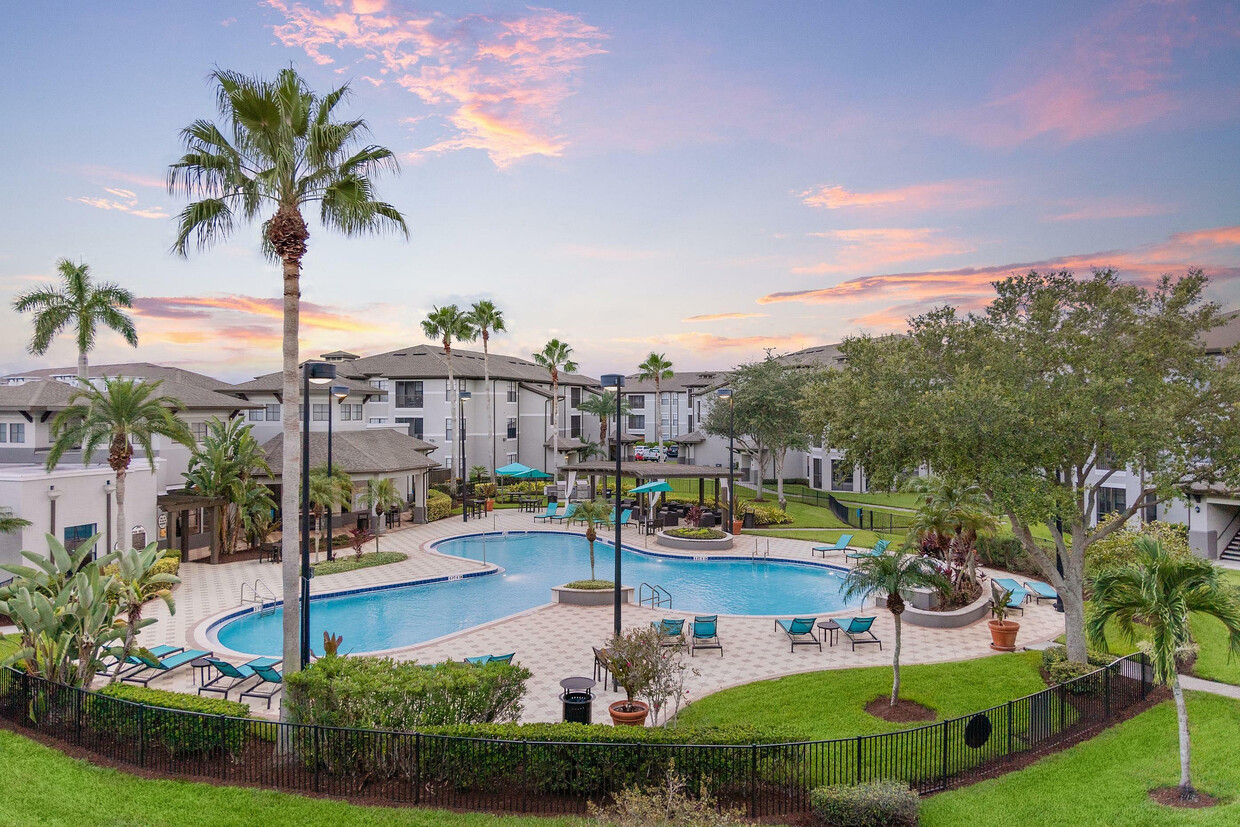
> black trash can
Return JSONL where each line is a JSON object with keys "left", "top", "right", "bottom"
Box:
{"left": 742, "top": 512, "right": 756, "bottom": 529}
{"left": 561, "top": 690, "right": 593, "bottom": 724}
{"left": 356, "top": 514, "right": 370, "bottom": 532}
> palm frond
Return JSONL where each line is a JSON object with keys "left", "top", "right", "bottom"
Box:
{"left": 172, "top": 198, "right": 236, "bottom": 257}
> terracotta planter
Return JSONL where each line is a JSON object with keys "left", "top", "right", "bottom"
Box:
{"left": 732, "top": 520, "right": 744, "bottom": 534}
{"left": 608, "top": 699, "right": 649, "bottom": 727}
{"left": 988, "top": 620, "right": 1020, "bottom": 652}
{"left": 485, "top": 499, "right": 495, "bottom": 513}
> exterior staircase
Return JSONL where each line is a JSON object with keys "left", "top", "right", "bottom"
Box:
{"left": 1221, "top": 531, "right": 1240, "bottom": 563}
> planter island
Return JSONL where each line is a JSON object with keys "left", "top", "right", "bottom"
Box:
{"left": 552, "top": 582, "right": 635, "bottom": 606}
{"left": 655, "top": 528, "right": 735, "bottom": 552}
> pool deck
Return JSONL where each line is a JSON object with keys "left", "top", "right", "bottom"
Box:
{"left": 107, "top": 509, "right": 1067, "bottom": 723}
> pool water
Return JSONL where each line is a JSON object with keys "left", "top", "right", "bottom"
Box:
{"left": 212, "top": 531, "right": 858, "bottom": 657}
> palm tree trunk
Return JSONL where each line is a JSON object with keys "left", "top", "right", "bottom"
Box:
{"left": 447, "top": 351, "right": 459, "bottom": 487}
{"left": 891, "top": 613, "right": 902, "bottom": 705}
{"left": 654, "top": 379, "right": 663, "bottom": 458}
{"left": 551, "top": 374, "right": 559, "bottom": 468}
{"left": 115, "top": 468, "right": 127, "bottom": 552}
{"left": 1171, "top": 673, "right": 1195, "bottom": 798}
{"left": 279, "top": 255, "right": 302, "bottom": 683}
{"left": 484, "top": 338, "right": 495, "bottom": 479}
{"left": 77, "top": 348, "right": 88, "bottom": 384}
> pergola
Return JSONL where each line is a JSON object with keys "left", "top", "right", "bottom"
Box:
{"left": 565, "top": 461, "right": 732, "bottom": 512}
{"left": 156, "top": 492, "right": 229, "bottom": 562}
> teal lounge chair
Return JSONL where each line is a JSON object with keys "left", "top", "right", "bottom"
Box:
{"left": 811, "top": 534, "right": 853, "bottom": 558}
{"left": 240, "top": 662, "right": 284, "bottom": 709}
{"left": 533, "top": 503, "right": 559, "bottom": 522}
{"left": 1024, "top": 580, "right": 1059, "bottom": 605}
{"left": 465, "top": 653, "right": 517, "bottom": 665}
{"left": 993, "top": 577, "right": 1029, "bottom": 603}
{"left": 122, "top": 648, "right": 211, "bottom": 686}
{"left": 617, "top": 509, "right": 633, "bottom": 528}
{"left": 775, "top": 617, "right": 821, "bottom": 652}
{"left": 549, "top": 503, "right": 578, "bottom": 523}
{"left": 652, "top": 618, "right": 686, "bottom": 646}
{"left": 995, "top": 588, "right": 1028, "bottom": 616}
{"left": 105, "top": 644, "right": 184, "bottom": 678}
{"left": 844, "top": 539, "right": 890, "bottom": 562}
{"left": 839, "top": 616, "right": 882, "bottom": 651}
{"left": 199, "top": 656, "right": 280, "bottom": 699}
{"left": 690, "top": 615, "right": 722, "bottom": 657}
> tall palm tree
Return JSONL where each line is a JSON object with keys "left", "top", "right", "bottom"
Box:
{"left": 572, "top": 498, "right": 614, "bottom": 581}
{"left": 0, "top": 507, "right": 31, "bottom": 536}
{"left": 637, "top": 352, "right": 674, "bottom": 459}
{"left": 467, "top": 301, "right": 506, "bottom": 479}
{"left": 1087, "top": 537, "right": 1240, "bottom": 801}
{"left": 533, "top": 339, "right": 578, "bottom": 469}
{"left": 46, "top": 377, "right": 194, "bottom": 550}
{"left": 169, "top": 68, "right": 407, "bottom": 673}
{"left": 360, "top": 477, "right": 401, "bottom": 554}
{"left": 577, "top": 390, "right": 633, "bottom": 459}
{"left": 842, "top": 550, "right": 948, "bottom": 705}
{"left": 422, "top": 305, "right": 477, "bottom": 487}
{"left": 12, "top": 258, "right": 138, "bottom": 383}
{"left": 304, "top": 464, "right": 354, "bottom": 561}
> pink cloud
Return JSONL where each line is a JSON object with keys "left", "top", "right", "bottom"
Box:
{"left": 69, "top": 189, "right": 168, "bottom": 220}
{"left": 1044, "top": 198, "right": 1174, "bottom": 222}
{"left": 133, "top": 294, "right": 377, "bottom": 334}
{"left": 799, "top": 179, "right": 1002, "bottom": 211}
{"left": 682, "top": 312, "right": 770, "bottom": 323}
{"left": 618, "top": 331, "right": 819, "bottom": 354}
{"left": 265, "top": 0, "right": 607, "bottom": 168}
{"left": 940, "top": 0, "right": 1240, "bottom": 147}
{"left": 76, "top": 164, "right": 164, "bottom": 189}
{"left": 795, "top": 227, "right": 975, "bottom": 275}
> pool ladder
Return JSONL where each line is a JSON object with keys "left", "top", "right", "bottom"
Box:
{"left": 241, "top": 579, "right": 278, "bottom": 617}
{"left": 639, "top": 582, "right": 672, "bottom": 609}
{"left": 753, "top": 537, "right": 770, "bottom": 559}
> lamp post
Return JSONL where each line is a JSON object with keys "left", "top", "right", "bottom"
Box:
{"left": 301, "top": 361, "right": 336, "bottom": 669}
{"left": 325, "top": 384, "right": 349, "bottom": 562}
{"left": 601, "top": 374, "right": 625, "bottom": 636}
{"left": 459, "top": 390, "right": 472, "bottom": 522}
{"left": 716, "top": 388, "right": 734, "bottom": 534}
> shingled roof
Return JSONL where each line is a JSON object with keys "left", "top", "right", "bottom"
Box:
{"left": 260, "top": 429, "right": 440, "bottom": 477}
{"left": 338, "top": 344, "right": 599, "bottom": 386}
{"left": 3, "top": 362, "right": 229, "bottom": 390}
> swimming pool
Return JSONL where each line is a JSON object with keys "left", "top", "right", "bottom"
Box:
{"left": 211, "top": 531, "right": 859, "bottom": 657}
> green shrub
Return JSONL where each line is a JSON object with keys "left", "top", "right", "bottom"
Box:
{"left": 589, "top": 765, "right": 746, "bottom": 826}
{"left": 1041, "top": 645, "right": 1116, "bottom": 693}
{"left": 809, "top": 780, "right": 920, "bottom": 827}
{"left": 665, "top": 528, "right": 726, "bottom": 540}
{"left": 102, "top": 555, "right": 180, "bottom": 580}
{"left": 90, "top": 684, "right": 249, "bottom": 756}
{"left": 741, "top": 503, "right": 792, "bottom": 526}
{"left": 974, "top": 535, "right": 1042, "bottom": 578}
{"left": 313, "top": 551, "right": 407, "bottom": 577}
{"left": 1085, "top": 520, "right": 1191, "bottom": 578}
{"left": 565, "top": 579, "right": 613, "bottom": 590}
{"left": 427, "top": 489, "right": 453, "bottom": 521}
{"left": 762, "top": 477, "right": 809, "bottom": 487}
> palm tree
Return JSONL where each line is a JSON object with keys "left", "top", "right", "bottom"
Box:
{"left": 12, "top": 258, "right": 138, "bottom": 383}
{"left": 422, "top": 305, "right": 477, "bottom": 488}
{"left": 637, "top": 353, "right": 674, "bottom": 459}
{"left": 106, "top": 543, "right": 180, "bottom": 685}
{"left": 532, "top": 339, "right": 578, "bottom": 468}
{"left": 467, "top": 301, "right": 506, "bottom": 478}
{"left": 842, "top": 550, "right": 948, "bottom": 705}
{"left": 577, "top": 390, "right": 633, "bottom": 459}
{"left": 169, "top": 67, "right": 407, "bottom": 674}
{"left": 902, "top": 476, "right": 996, "bottom": 590}
{"left": 46, "top": 377, "right": 194, "bottom": 550}
{"left": 360, "top": 477, "right": 401, "bottom": 554}
{"left": 1087, "top": 537, "right": 1240, "bottom": 801}
{"left": 0, "top": 507, "right": 31, "bottom": 536}
{"left": 304, "top": 464, "right": 354, "bottom": 561}
{"left": 184, "top": 417, "right": 273, "bottom": 562}
{"left": 573, "top": 498, "right": 614, "bottom": 581}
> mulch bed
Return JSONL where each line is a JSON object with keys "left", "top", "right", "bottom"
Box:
{"left": 1149, "top": 786, "right": 1221, "bottom": 808}
{"left": 865, "top": 696, "right": 936, "bottom": 723}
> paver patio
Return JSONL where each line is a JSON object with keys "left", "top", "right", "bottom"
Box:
{"left": 110, "top": 509, "right": 1067, "bottom": 722}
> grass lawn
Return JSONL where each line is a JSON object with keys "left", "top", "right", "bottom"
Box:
{"left": 677, "top": 652, "right": 1047, "bottom": 740}
{"left": 0, "top": 728, "right": 567, "bottom": 827}
{"left": 1189, "top": 569, "right": 1240, "bottom": 686}
{"left": 744, "top": 527, "right": 903, "bottom": 548}
{"left": 832, "top": 491, "right": 921, "bottom": 510}
{"left": 922, "top": 693, "right": 1240, "bottom": 826}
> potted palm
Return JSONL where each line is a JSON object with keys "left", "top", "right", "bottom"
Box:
{"left": 988, "top": 583, "right": 1020, "bottom": 651}
{"left": 604, "top": 626, "right": 659, "bottom": 726}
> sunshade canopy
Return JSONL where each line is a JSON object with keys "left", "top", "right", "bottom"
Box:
{"left": 512, "top": 468, "right": 553, "bottom": 480}
{"left": 629, "top": 480, "right": 674, "bottom": 494}
{"left": 495, "top": 462, "right": 535, "bottom": 476}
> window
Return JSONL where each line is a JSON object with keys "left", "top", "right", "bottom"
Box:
{"left": 506, "top": 452, "right": 517, "bottom": 465}
{"left": 506, "top": 417, "right": 517, "bottom": 439}
{"left": 338, "top": 403, "right": 351, "bottom": 422}
{"left": 628, "top": 414, "right": 645, "bottom": 431}
{"left": 629, "top": 395, "right": 645, "bottom": 409}
{"left": 396, "top": 416, "right": 424, "bottom": 439}
{"left": 265, "top": 403, "right": 280, "bottom": 421}
{"left": 9, "top": 423, "right": 25, "bottom": 443}
{"left": 1142, "top": 492, "right": 1158, "bottom": 523}
{"left": 445, "top": 418, "right": 452, "bottom": 443}
{"left": 369, "top": 378, "right": 388, "bottom": 390}
{"left": 351, "top": 403, "right": 362, "bottom": 420}
{"left": 812, "top": 458, "right": 823, "bottom": 489}
{"left": 312, "top": 404, "right": 329, "bottom": 422}
{"left": 506, "top": 382, "right": 518, "bottom": 403}
{"left": 570, "top": 415, "right": 581, "bottom": 438}
{"left": 444, "top": 377, "right": 465, "bottom": 396}
{"left": 395, "top": 381, "right": 423, "bottom": 408}
{"left": 1097, "top": 486, "right": 1127, "bottom": 520}
{"left": 248, "top": 408, "right": 264, "bottom": 422}
{"left": 831, "top": 460, "right": 854, "bottom": 492}
{"left": 186, "top": 509, "right": 202, "bottom": 534}
{"left": 0, "top": 425, "right": 5, "bottom": 443}
{"left": 368, "top": 417, "right": 388, "bottom": 425}
{"left": 661, "top": 392, "right": 670, "bottom": 405}
{"left": 191, "top": 422, "right": 208, "bottom": 442}
{"left": 63, "top": 523, "right": 97, "bottom": 554}
{"left": 570, "top": 386, "right": 581, "bottom": 408}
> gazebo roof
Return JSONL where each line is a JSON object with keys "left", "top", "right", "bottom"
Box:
{"left": 567, "top": 461, "right": 729, "bottom": 479}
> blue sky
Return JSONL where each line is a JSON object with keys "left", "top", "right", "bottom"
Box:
{"left": 2, "top": 0, "right": 1238, "bottom": 381}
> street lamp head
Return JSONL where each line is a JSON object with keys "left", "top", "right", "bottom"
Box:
{"left": 600, "top": 373, "right": 625, "bottom": 389}
{"left": 330, "top": 385, "right": 350, "bottom": 400}
{"left": 459, "top": 390, "right": 472, "bottom": 401}
{"left": 716, "top": 388, "right": 733, "bottom": 400}
{"left": 306, "top": 362, "right": 336, "bottom": 385}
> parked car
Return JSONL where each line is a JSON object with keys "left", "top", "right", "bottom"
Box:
{"left": 634, "top": 444, "right": 648, "bottom": 460}
{"left": 644, "top": 445, "right": 663, "bottom": 461}
{"left": 664, "top": 444, "right": 679, "bottom": 459}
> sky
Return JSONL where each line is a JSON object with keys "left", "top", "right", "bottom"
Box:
{"left": 2, "top": 0, "right": 1239, "bottom": 382}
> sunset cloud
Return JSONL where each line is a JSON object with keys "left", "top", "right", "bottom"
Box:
{"left": 1043, "top": 198, "right": 1174, "bottom": 222}
{"left": 795, "top": 227, "right": 975, "bottom": 275}
{"left": 799, "top": 179, "right": 1001, "bottom": 211}
{"left": 618, "top": 331, "right": 819, "bottom": 354}
{"left": 265, "top": 0, "right": 607, "bottom": 167}
{"left": 133, "top": 294, "right": 377, "bottom": 334}
{"left": 682, "top": 312, "right": 770, "bottom": 323}
{"left": 69, "top": 189, "right": 168, "bottom": 219}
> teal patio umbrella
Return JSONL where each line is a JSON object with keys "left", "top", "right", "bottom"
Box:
{"left": 628, "top": 480, "right": 674, "bottom": 526}
{"left": 513, "top": 468, "right": 553, "bottom": 480}
{"left": 495, "top": 462, "right": 534, "bottom": 477}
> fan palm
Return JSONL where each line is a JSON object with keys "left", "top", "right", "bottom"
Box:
{"left": 467, "top": 300, "right": 506, "bottom": 478}
{"left": 422, "top": 305, "right": 477, "bottom": 487}
{"left": 360, "top": 477, "right": 401, "bottom": 554}
{"left": 11, "top": 258, "right": 138, "bottom": 382}
{"left": 0, "top": 507, "right": 31, "bottom": 536}
{"left": 637, "top": 353, "right": 674, "bottom": 458}
{"left": 1087, "top": 537, "right": 1240, "bottom": 800}
{"left": 304, "top": 464, "right": 354, "bottom": 561}
{"left": 577, "top": 390, "right": 633, "bottom": 459}
{"left": 46, "top": 377, "right": 193, "bottom": 550}
{"left": 573, "top": 498, "right": 614, "bottom": 581}
{"left": 169, "top": 67, "right": 407, "bottom": 673}
{"left": 533, "top": 339, "right": 578, "bottom": 465}
{"left": 842, "top": 550, "right": 948, "bottom": 705}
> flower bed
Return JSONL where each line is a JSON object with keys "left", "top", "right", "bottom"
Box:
{"left": 656, "top": 530, "right": 734, "bottom": 551}
{"left": 665, "top": 527, "right": 727, "bottom": 540}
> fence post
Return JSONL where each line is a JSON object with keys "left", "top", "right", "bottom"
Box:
{"left": 74, "top": 687, "right": 82, "bottom": 746}
{"left": 1006, "top": 700, "right": 1013, "bottom": 756}
{"left": 138, "top": 703, "right": 146, "bottom": 769}
{"left": 1141, "top": 653, "right": 1149, "bottom": 700}
{"left": 1105, "top": 665, "right": 1112, "bottom": 718}
{"left": 313, "top": 725, "right": 321, "bottom": 793}
{"left": 749, "top": 743, "right": 757, "bottom": 818}
{"left": 414, "top": 733, "right": 421, "bottom": 805}
{"left": 219, "top": 715, "right": 227, "bottom": 779}
{"left": 521, "top": 741, "right": 528, "bottom": 813}
{"left": 940, "top": 720, "right": 948, "bottom": 790}
{"left": 854, "top": 735, "right": 861, "bottom": 784}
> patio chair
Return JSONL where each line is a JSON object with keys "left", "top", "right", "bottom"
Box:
{"left": 1023, "top": 580, "right": 1059, "bottom": 605}
{"left": 103, "top": 644, "right": 184, "bottom": 678}
{"left": 993, "top": 578, "right": 1030, "bottom": 603}
{"left": 199, "top": 656, "right": 281, "bottom": 700}
{"left": 775, "top": 617, "right": 821, "bottom": 652}
{"left": 994, "top": 588, "right": 1029, "bottom": 616}
{"left": 465, "top": 653, "right": 517, "bottom": 665}
{"left": 617, "top": 509, "right": 633, "bottom": 528}
{"left": 240, "top": 662, "right": 284, "bottom": 709}
{"left": 839, "top": 616, "right": 882, "bottom": 651}
{"left": 690, "top": 615, "right": 723, "bottom": 657}
{"left": 550, "top": 503, "right": 578, "bottom": 524}
{"left": 652, "top": 618, "right": 686, "bottom": 647}
{"left": 122, "top": 648, "right": 211, "bottom": 686}
{"left": 844, "top": 539, "right": 890, "bottom": 563}
{"left": 593, "top": 646, "right": 615, "bottom": 691}
{"left": 811, "top": 534, "right": 854, "bottom": 558}
{"left": 533, "top": 503, "right": 559, "bottom": 522}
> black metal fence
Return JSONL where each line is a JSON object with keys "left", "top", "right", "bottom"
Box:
{"left": 825, "top": 494, "right": 917, "bottom": 535}
{"left": 0, "top": 654, "right": 1151, "bottom": 817}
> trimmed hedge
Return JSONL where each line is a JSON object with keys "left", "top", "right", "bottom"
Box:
{"left": 427, "top": 489, "right": 453, "bottom": 521}
{"left": 666, "top": 527, "right": 727, "bottom": 540}
{"left": 741, "top": 503, "right": 793, "bottom": 526}
{"left": 565, "top": 579, "right": 613, "bottom": 590}
{"left": 90, "top": 684, "right": 250, "bottom": 756}
{"left": 313, "top": 551, "right": 407, "bottom": 577}
{"left": 810, "top": 780, "right": 920, "bottom": 826}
